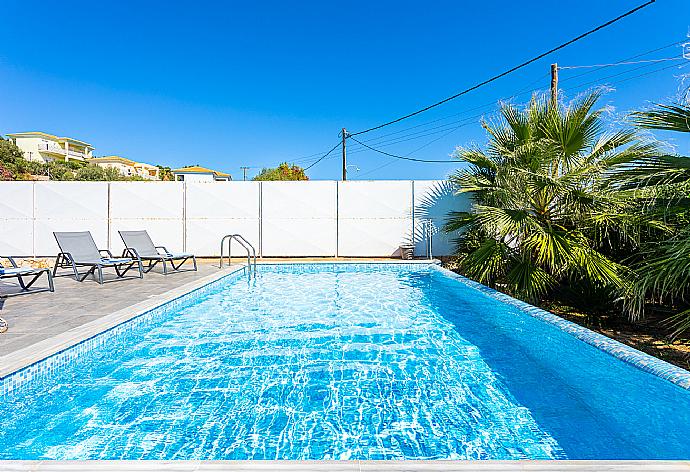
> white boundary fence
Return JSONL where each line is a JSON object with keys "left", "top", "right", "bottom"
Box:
{"left": 0, "top": 181, "right": 469, "bottom": 257}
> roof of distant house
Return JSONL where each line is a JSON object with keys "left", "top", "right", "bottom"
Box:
{"left": 7, "top": 131, "right": 94, "bottom": 148}
{"left": 88, "top": 155, "right": 136, "bottom": 166}
{"left": 88, "top": 156, "right": 158, "bottom": 169}
{"left": 172, "top": 166, "right": 231, "bottom": 177}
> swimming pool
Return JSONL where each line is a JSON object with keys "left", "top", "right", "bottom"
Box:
{"left": 1, "top": 263, "right": 689, "bottom": 460}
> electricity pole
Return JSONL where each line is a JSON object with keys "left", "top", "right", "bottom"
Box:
{"left": 240, "top": 166, "right": 249, "bottom": 181}
{"left": 550, "top": 63, "right": 559, "bottom": 105}
{"left": 341, "top": 128, "right": 347, "bottom": 181}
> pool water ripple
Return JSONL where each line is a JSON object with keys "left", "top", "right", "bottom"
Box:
{"left": 1, "top": 266, "right": 689, "bottom": 460}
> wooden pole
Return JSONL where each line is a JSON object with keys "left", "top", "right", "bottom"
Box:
{"left": 341, "top": 128, "right": 347, "bottom": 181}
{"left": 550, "top": 63, "right": 558, "bottom": 106}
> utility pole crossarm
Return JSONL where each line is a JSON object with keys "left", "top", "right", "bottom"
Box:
{"left": 240, "top": 166, "right": 250, "bottom": 181}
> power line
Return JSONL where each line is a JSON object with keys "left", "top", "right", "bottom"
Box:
{"left": 558, "top": 39, "right": 686, "bottom": 84}
{"left": 349, "top": 136, "right": 457, "bottom": 163}
{"left": 350, "top": 0, "right": 656, "bottom": 136}
{"left": 354, "top": 40, "right": 683, "bottom": 149}
{"left": 559, "top": 56, "right": 681, "bottom": 70}
{"left": 355, "top": 42, "right": 686, "bottom": 177}
{"left": 350, "top": 76, "right": 549, "bottom": 151}
{"left": 303, "top": 141, "right": 343, "bottom": 171}
{"left": 347, "top": 117, "right": 480, "bottom": 155}
{"left": 357, "top": 120, "right": 471, "bottom": 178}
{"left": 565, "top": 58, "right": 687, "bottom": 91}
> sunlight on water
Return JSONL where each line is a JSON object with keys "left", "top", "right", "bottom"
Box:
{"left": 1, "top": 265, "right": 689, "bottom": 460}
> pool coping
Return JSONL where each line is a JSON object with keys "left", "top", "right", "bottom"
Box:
{"left": 431, "top": 264, "right": 690, "bottom": 391}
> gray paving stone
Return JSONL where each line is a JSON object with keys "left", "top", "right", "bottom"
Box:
{"left": 0, "top": 261, "right": 224, "bottom": 357}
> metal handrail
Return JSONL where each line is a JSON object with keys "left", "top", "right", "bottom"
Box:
{"left": 219, "top": 234, "right": 257, "bottom": 274}
{"left": 422, "top": 220, "right": 434, "bottom": 260}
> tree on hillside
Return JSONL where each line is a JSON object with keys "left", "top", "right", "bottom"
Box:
{"left": 157, "top": 165, "right": 174, "bottom": 181}
{"left": 444, "top": 92, "right": 657, "bottom": 305}
{"left": 252, "top": 162, "right": 309, "bottom": 181}
{"left": 0, "top": 136, "right": 28, "bottom": 180}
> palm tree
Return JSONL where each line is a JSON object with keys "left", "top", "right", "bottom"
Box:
{"left": 625, "top": 102, "right": 690, "bottom": 335}
{"left": 445, "top": 92, "right": 657, "bottom": 304}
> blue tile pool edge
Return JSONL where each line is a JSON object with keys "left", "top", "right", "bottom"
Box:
{"left": 0, "top": 266, "right": 250, "bottom": 398}
{"left": 430, "top": 264, "right": 690, "bottom": 391}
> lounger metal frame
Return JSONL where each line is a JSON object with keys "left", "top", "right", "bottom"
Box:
{"left": 122, "top": 246, "right": 197, "bottom": 275}
{"left": 0, "top": 256, "right": 54, "bottom": 297}
{"left": 52, "top": 232, "right": 143, "bottom": 285}
{"left": 53, "top": 250, "right": 143, "bottom": 284}
{"left": 119, "top": 231, "right": 197, "bottom": 275}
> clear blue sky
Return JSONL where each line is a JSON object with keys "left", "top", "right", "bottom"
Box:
{"left": 1, "top": 0, "right": 688, "bottom": 180}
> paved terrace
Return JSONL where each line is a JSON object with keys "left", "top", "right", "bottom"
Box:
{"left": 0, "top": 259, "right": 229, "bottom": 358}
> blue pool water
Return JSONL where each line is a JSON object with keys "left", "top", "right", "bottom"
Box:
{"left": 1, "top": 264, "right": 689, "bottom": 460}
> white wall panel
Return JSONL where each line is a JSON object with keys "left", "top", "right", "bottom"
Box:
{"left": 0, "top": 220, "right": 33, "bottom": 255}
{"left": 34, "top": 182, "right": 108, "bottom": 220}
{"left": 109, "top": 182, "right": 184, "bottom": 253}
{"left": 109, "top": 219, "right": 185, "bottom": 255}
{"left": 261, "top": 181, "right": 336, "bottom": 256}
{"left": 110, "top": 182, "right": 184, "bottom": 219}
{"left": 337, "top": 181, "right": 413, "bottom": 257}
{"left": 0, "top": 180, "right": 457, "bottom": 258}
{"left": 185, "top": 182, "right": 260, "bottom": 256}
{"left": 338, "top": 181, "right": 413, "bottom": 218}
{"left": 0, "top": 182, "right": 34, "bottom": 255}
{"left": 338, "top": 218, "right": 413, "bottom": 257}
{"left": 262, "top": 218, "right": 337, "bottom": 257}
{"left": 33, "top": 182, "right": 109, "bottom": 256}
{"left": 186, "top": 219, "right": 260, "bottom": 257}
{"left": 185, "top": 182, "right": 260, "bottom": 219}
{"left": 262, "top": 181, "right": 336, "bottom": 219}
{"left": 0, "top": 182, "right": 33, "bottom": 219}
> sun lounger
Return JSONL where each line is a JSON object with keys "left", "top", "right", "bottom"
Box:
{"left": 53, "top": 231, "right": 143, "bottom": 284}
{"left": 119, "top": 230, "right": 197, "bottom": 274}
{"left": 0, "top": 256, "right": 54, "bottom": 296}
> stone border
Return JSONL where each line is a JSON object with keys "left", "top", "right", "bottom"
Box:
{"left": 431, "top": 264, "right": 690, "bottom": 391}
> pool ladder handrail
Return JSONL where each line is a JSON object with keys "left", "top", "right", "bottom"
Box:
{"left": 219, "top": 234, "right": 257, "bottom": 274}
{"left": 422, "top": 219, "right": 434, "bottom": 260}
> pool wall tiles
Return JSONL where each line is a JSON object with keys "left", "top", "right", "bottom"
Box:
{"left": 430, "top": 265, "right": 690, "bottom": 391}
{"left": 0, "top": 266, "right": 249, "bottom": 397}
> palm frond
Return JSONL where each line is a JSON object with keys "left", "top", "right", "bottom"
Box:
{"left": 632, "top": 103, "right": 690, "bottom": 133}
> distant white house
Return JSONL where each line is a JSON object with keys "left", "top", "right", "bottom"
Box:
{"left": 7, "top": 131, "right": 94, "bottom": 163}
{"left": 87, "top": 156, "right": 160, "bottom": 180}
{"left": 172, "top": 166, "right": 232, "bottom": 182}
